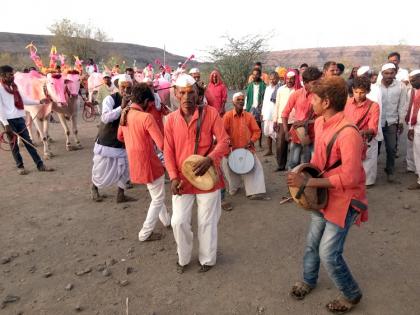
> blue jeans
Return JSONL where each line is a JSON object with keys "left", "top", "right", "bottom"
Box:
{"left": 288, "top": 142, "right": 313, "bottom": 170}
{"left": 303, "top": 207, "right": 362, "bottom": 301}
{"left": 7, "top": 117, "right": 43, "bottom": 169}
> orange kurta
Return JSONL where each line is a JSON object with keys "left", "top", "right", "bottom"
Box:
{"left": 164, "top": 105, "right": 230, "bottom": 194}
{"left": 147, "top": 105, "right": 165, "bottom": 135}
{"left": 311, "top": 112, "right": 368, "bottom": 228}
{"left": 223, "top": 109, "right": 261, "bottom": 153}
{"left": 344, "top": 98, "right": 380, "bottom": 135}
{"left": 117, "top": 104, "right": 164, "bottom": 184}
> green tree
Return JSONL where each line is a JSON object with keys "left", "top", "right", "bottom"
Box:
{"left": 207, "top": 34, "right": 269, "bottom": 90}
{"left": 48, "top": 19, "right": 110, "bottom": 60}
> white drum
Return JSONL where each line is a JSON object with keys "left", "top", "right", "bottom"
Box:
{"left": 228, "top": 148, "right": 255, "bottom": 175}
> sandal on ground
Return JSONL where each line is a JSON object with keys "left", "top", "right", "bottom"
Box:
{"left": 247, "top": 194, "right": 271, "bottom": 201}
{"left": 116, "top": 195, "right": 137, "bottom": 203}
{"left": 38, "top": 165, "right": 54, "bottom": 172}
{"left": 176, "top": 262, "right": 188, "bottom": 274}
{"left": 221, "top": 201, "right": 233, "bottom": 211}
{"left": 290, "top": 281, "right": 314, "bottom": 300}
{"left": 198, "top": 264, "right": 213, "bottom": 273}
{"left": 326, "top": 295, "right": 362, "bottom": 314}
{"left": 144, "top": 232, "right": 162, "bottom": 242}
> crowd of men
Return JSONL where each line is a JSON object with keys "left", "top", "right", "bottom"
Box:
{"left": 1, "top": 49, "right": 420, "bottom": 314}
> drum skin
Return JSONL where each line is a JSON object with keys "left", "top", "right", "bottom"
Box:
{"left": 182, "top": 155, "right": 218, "bottom": 191}
{"left": 228, "top": 148, "right": 255, "bottom": 175}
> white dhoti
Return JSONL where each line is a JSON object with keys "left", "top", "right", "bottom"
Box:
{"left": 363, "top": 139, "right": 378, "bottom": 186}
{"left": 91, "top": 143, "right": 129, "bottom": 190}
{"left": 171, "top": 190, "right": 221, "bottom": 266}
{"left": 221, "top": 156, "right": 266, "bottom": 196}
{"left": 413, "top": 133, "right": 420, "bottom": 184}
{"left": 406, "top": 139, "right": 416, "bottom": 172}
{"left": 263, "top": 120, "right": 276, "bottom": 139}
{"left": 138, "top": 175, "right": 171, "bottom": 241}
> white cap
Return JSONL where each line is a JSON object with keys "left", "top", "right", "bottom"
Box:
{"left": 102, "top": 71, "right": 111, "bottom": 78}
{"left": 232, "top": 92, "right": 245, "bottom": 100}
{"left": 381, "top": 63, "right": 396, "bottom": 72}
{"left": 409, "top": 69, "right": 420, "bottom": 77}
{"left": 286, "top": 71, "right": 296, "bottom": 78}
{"left": 175, "top": 74, "right": 196, "bottom": 87}
{"left": 113, "top": 74, "right": 132, "bottom": 86}
{"left": 189, "top": 68, "right": 200, "bottom": 74}
{"left": 357, "top": 66, "right": 370, "bottom": 76}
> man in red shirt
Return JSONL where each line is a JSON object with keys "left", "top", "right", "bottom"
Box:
{"left": 117, "top": 83, "right": 171, "bottom": 242}
{"left": 164, "top": 74, "right": 229, "bottom": 273}
{"left": 344, "top": 76, "right": 380, "bottom": 186}
{"left": 282, "top": 67, "right": 323, "bottom": 169}
{"left": 287, "top": 77, "right": 366, "bottom": 314}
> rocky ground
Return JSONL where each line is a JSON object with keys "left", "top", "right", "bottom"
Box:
{"left": 1, "top": 115, "right": 419, "bottom": 315}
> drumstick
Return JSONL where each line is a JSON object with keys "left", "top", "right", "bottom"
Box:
{"left": 177, "top": 180, "right": 183, "bottom": 190}
{"left": 280, "top": 197, "right": 293, "bottom": 205}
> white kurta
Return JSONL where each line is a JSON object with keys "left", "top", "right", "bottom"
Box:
{"left": 91, "top": 94, "right": 129, "bottom": 190}
{"left": 363, "top": 139, "right": 379, "bottom": 186}
{"left": 171, "top": 190, "right": 221, "bottom": 266}
{"left": 221, "top": 155, "right": 266, "bottom": 196}
{"left": 138, "top": 175, "right": 171, "bottom": 241}
{"left": 262, "top": 85, "right": 276, "bottom": 139}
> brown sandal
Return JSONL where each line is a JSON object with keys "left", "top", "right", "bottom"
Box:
{"left": 290, "top": 281, "right": 313, "bottom": 300}
{"left": 326, "top": 295, "right": 362, "bottom": 314}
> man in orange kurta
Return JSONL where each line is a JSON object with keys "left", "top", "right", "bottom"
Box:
{"left": 117, "top": 83, "right": 171, "bottom": 242}
{"left": 222, "top": 92, "right": 268, "bottom": 199}
{"left": 287, "top": 77, "right": 366, "bottom": 313}
{"left": 344, "top": 76, "right": 380, "bottom": 186}
{"left": 164, "top": 74, "right": 229, "bottom": 273}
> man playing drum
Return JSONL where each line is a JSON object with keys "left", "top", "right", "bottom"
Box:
{"left": 222, "top": 92, "right": 269, "bottom": 200}
{"left": 287, "top": 77, "right": 367, "bottom": 314}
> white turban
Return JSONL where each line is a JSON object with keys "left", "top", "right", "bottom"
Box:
{"left": 286, "top": 71, "right": 296, "bottom": 78}
{"left": 175, "top": 74, "right": 196, "bottom": 87}
{"left": 357, "top": 66, "right": 370, "bottom": 76}
{"left": 113, "top": 74, "right": 132, "bottom": 86}
{"left": 232, "top": 92, "right": 244, "bottom": 101}
{"left": 381, "top": 63, "right": 396, "bottom": 72}
{"left": 189, "top": 68, "right": 200, "bottom": 74}
{"left": 409, "top": 69, "right": 420, "bottom": 77}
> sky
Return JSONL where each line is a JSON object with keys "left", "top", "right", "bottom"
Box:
{"left": 1, "top": 0, "right": 419, "bottom": 61}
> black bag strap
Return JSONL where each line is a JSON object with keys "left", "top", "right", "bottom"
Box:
{"left": 194, "top": 106, "right": 204, "bottom": 154}
{"left": 322, "top": 124, "right": 359, "bottom": 174}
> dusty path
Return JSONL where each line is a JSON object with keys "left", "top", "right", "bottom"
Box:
{"left": 0, "top": 116, "right": 419, "bottom": 315}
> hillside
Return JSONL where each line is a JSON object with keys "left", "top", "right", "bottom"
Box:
{"left": 0, "top": 32, "right": 188, "bottom": 68}
{"left": 267, "top": 45, "right": 420, "bottom": 71}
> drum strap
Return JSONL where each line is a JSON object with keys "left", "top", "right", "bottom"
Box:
{"left": 194, "top": 105, "right": 204, "bottom": 155}
{"left": 295, "top": 124, "right": 358, "bottom": 200}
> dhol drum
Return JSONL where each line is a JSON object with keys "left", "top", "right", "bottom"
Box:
{"left": 288, "top": 163, "right": 328, "bottom": 210}
{"left": 182, "top": 155, "right": 218, "bottom": 191}
{"left": 228, "top": 148, "right": 255, "bottom": 175}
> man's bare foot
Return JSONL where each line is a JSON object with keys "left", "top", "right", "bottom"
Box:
{"left": 91, "top": 184, "right": 103, "bottom": 202}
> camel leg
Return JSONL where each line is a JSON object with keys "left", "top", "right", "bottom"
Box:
{"left": 56, "top": 112, "right": 72, "bottom": 151}
{"left": 33, "top": 117, "right": 52, "bottom": 159}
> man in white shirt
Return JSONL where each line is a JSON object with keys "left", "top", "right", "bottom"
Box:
{"left": 0, "top": 65, "right": 53, "bottom": 175}
{"left": 379, "top": 63, "right": 408, "bottom": 182}
{"left": 91, "top": 74, "right": 135, "bottom": 203}
{"left": 407, "top": 70, "right": 420, "bottom": 189}
{"left": 261, "top": 72, "right": 279, "bottom": 156}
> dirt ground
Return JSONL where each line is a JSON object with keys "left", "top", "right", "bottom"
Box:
{"left": 1, "top": 114, "right": 420, "bottom": 315}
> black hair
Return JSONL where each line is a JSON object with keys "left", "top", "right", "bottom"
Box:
{"left": 311, "top": 77, "right": 348, "bottom": 112}
{"left": 302, "top": 66, "right": 322, "bottom": 83}
{"left": 352, "top": 76, "right": 371, "bottom": 92}
{"left": 300, "top": 63, "right": 308, "bottom": 68}
{"left": 0, "top": 65, "right": 13, "bottom": 75}
{"left": 388, "top": 52, "right": 400, "bottom": 60}
{"left": 323, "top": 61, "right": 337, "bottom": 71}
{"left": 125, "top": 67, "right": 134, "bottom": 72}
{"left": 337, "top": 63, "right": 345, "bottom": 73}
{"left": 269, "top": 71, "right": 279, "bottom": 78}
{"left": 255, "top": 61, "right": 262, "bottom": 67}
{"left": 131, "top": 83, "right": 154, "bottom": 104}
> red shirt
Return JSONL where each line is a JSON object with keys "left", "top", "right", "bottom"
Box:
{"left": 147, "top": 105, "right": 165, "bottom": 135}
{"left": 223, "top": 109, "right": 261, "bottom": 153}
{"left": 344, "top": 98, "right": 380, "bottom": 135}
{"left": 117, "top": 104, "right": 164, "bottom": 184}
{"left": 281, "top": 87, "right": 313, "bottom": 121}
{"left": 311, "top": 112, "right": 368, "bottom": 228}
{"left": 164, "top": 105, "right": 230, "bottom": 194}
{"left": 205, "top": 83, "right": 228, "bottom": 114}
